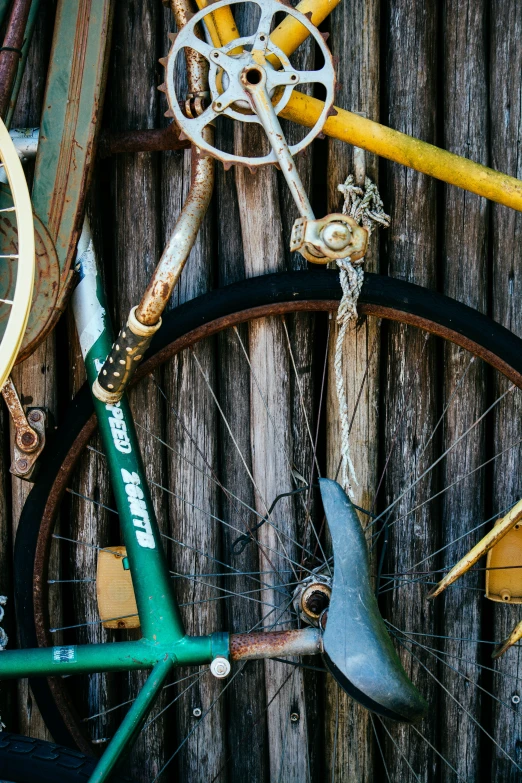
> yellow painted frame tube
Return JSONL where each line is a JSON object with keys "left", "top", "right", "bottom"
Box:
{"left": 195, "top": 0, "right": 522, "bottom": 213}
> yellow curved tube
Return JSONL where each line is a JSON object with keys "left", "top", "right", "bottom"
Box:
{"left": 195, "top": 0, "right": 522, "bottom": 212}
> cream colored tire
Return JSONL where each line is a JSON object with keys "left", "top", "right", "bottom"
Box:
{"left": 0, "top": 117, "right": 35, "bottom": 389}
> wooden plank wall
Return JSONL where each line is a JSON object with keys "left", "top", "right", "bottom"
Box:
{"left": 1, "top": 0, "right": 521, "bottom": 780}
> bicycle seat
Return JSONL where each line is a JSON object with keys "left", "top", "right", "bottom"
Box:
{"left": 319, "top": 478, "right": 428, "bottom": 722}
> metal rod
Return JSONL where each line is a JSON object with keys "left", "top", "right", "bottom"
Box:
{"left": 241, "top": 65, "right": 314, "bottom": 220}
{"left": 135, "top": 134, "right": 214, "bottom": 325}
{"left": 230, "top": 627, "right": 323, "bottom": 660}
{"left": 5, "top": 0, "right": 40, "bottom": 128}
{"left": 98, "top": 123, "right": 190, "bottom": 157}
{"left": 0, "top": 0, "right": 32, "bottom": 119}
{"left": 133, "top": 0, "right": 214, "bottom": 327}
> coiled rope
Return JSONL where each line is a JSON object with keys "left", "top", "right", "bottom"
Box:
{"left": 335, "top": 175, "right": 390, "bottom": 496}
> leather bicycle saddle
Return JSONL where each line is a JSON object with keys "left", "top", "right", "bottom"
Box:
{"left": 319, "top": 478, "right": 428, "bottom": 722}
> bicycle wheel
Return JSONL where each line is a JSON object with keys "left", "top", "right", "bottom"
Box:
{"left": 15, "top": 270, "right": 522, "bottom": 781}
{"left": 0, "top": 732, "right": 129, "bottom": 783}
{"left": 0, "top": 118, "right": 35, "bottom": 388}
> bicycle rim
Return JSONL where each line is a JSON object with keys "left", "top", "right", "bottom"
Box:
{"left": 15, "top": 270, "right": 522, "bottom": 781}
{"left": 0, "top": 118, "right": 35, "bottom": 389}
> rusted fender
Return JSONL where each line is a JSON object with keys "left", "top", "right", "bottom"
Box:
{"left": 21, "top": 0, "right": 114, "bottom": 359}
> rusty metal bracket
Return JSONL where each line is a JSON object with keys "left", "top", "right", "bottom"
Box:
{"left": 1, "top": 376, "right": 46, "bottom": 479}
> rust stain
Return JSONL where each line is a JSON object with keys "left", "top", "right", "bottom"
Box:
{"left": 47, "top": 0, "right": 94, "bottom": 239}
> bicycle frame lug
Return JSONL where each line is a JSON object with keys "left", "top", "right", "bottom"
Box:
{"left": 210, "top": 656, "right": 231, "bottom": 678}
{"left": 290, "top": 214, "right": 368, "bottom": 264}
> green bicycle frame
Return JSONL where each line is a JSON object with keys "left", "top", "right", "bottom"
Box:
{"left": 0, "top": 226, "right": 228, "bottom": 780}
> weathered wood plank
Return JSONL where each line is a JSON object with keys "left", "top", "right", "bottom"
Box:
{"left": 489, "top": 2, "right": 522, "bottom": 780}
{"left": 106, "top": 2, "right": 168, "bottom": 778}
{"left": 325, "top": 0, "right": 380, "bottom": 777}
{"left": 215, "top": 158, "right": 268, "bottom": 777}
{"left": 438, "top": 2, "right": 488, "bottom": 779}
{"left": 231, "top": 5, "right": 314, "bottom": 779}
{"left": 381, "top": 0, "right": 439, "bottom": 778}
{"left": 159, "top": 6, "right": 225, "bottom": 778}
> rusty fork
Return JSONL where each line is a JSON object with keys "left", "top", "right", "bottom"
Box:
{"left": 92, "top": 0, "right": 214, "bottom": 404}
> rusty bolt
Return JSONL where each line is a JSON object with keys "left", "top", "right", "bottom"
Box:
{"left": 290, "top": 713, "right": 300, "bottom": 723}
{"left": 16, "top": 459, "right": 28, "bottom": 471}
{"left": 20, "top": 430, "right": 37, "bottom": 448}
{"left": 28, "top": 410, "right": 42, "bottom": 423}
{"left": 305, "top": 589, "right": 330, "bottom": 616}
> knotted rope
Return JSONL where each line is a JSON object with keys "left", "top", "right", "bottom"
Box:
{"left": 335, "top": 175, "right": 390, "bottom": 496}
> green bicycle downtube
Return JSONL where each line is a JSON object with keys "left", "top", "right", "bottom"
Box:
{"left": 71, "top": 223, "right": 185, "bottom": 646}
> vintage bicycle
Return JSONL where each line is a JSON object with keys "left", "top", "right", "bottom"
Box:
{"left": 0, "top": 0, "right": 522, "bottom": 780}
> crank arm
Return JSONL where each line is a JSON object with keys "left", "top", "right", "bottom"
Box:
{"left": 241, "top": 64, "right": 367, "bottom": 263}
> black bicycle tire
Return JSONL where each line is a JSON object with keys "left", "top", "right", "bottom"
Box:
{"left": 14, "top": 269, "right": 522, "bottom": 752}
{"left": 0, "top": 732, "right": 130, "bottom": 782}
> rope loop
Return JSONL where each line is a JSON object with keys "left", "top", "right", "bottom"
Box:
{"left": 334, "top": 175, "right": 390, "bottom": 497}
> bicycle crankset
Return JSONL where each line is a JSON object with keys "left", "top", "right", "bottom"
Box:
{"left": 163, "top": 0, "right": 368, "bottom": 263}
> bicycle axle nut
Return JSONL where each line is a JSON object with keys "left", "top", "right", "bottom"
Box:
{"left": 210, "top": 657, "right": 231, "bottom": 678}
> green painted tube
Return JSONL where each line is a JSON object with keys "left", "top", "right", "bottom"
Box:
{"left": 72, "top": 226, "right": 184, "bottom": 644}
{"left": 88, "top": 654, "right": 174, "bottom": 782}
{"left": 0, "top": 634, "right": 221, "bottom": 679}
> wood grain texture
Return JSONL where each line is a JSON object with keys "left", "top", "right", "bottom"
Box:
{"left": 230, "top": 5, "right": 313, "bottom": 780}
{"left": 489, "top": 2, "right": 522, "bottom": 780}
{"left": 438, "top": 2, "right": 488, "bottom": 779}
{"left": 325, "top": 0, "right": 380, "bottom": 778}
{"left": 381, "top": 0, "right": 439, "bottom": 778}
{"left": 159, "top": 6, "right": 225, "bottom": 779}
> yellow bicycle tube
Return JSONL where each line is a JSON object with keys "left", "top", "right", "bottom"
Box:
{"left": 195, "top": 0, "right": 522, "bottom": 213}
{"left": 0, "top": 118, "right": 35, "bottom": 389}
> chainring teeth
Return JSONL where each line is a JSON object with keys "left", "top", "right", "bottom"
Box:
{"left": 163, "top": 0, "right": 335, "bottom": 167}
